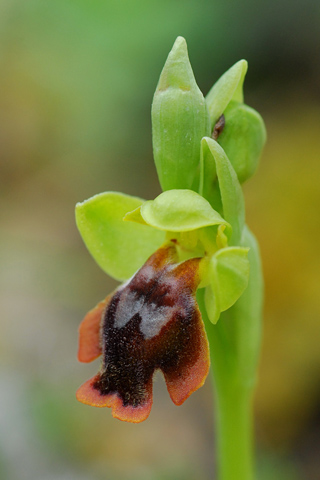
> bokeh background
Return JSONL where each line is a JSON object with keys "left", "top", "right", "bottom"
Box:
{"left": 1, "top": 1, "right": 320, "bottom": 479}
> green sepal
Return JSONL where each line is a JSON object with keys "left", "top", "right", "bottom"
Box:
{"left": 204, "top": 246, "right": 250, "bottom": 324}
{"left": 218, "top": 101, "right": 267, "bottom": 183}
{"left": 75, "top": 192, "right": 165, "bottom": 281}
{"left": 152, "top": 36, "right": 211, "bottom": 191}
{"left": 125, "top": 189, "right": 231, "bottom": 234}
{"left": 206, "top": 59, "right": 247, "bottom": 129}
{"left": 200, "top": 137, "right": 245, "bottom": 245}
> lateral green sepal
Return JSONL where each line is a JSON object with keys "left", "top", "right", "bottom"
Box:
{"left": 75, "top": 192, "right": 165, "bottom": 281}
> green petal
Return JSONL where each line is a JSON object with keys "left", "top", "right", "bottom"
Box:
{"left": 205, "top": 59, "right": 247, "bottom": 128}
{"left": 136, "top": 189, "right": 231, "bottom": 233}
{"left": 200, "top": 137, "right": 245, "bottom": 245}
{"left": 205, "top": 247, "right": 250, "bottom": 324}
{"left": 152, "top": 36, "right": 211, "bottom": 191}
{"left": 218, "top": 101, "right": 267, "bottom": 183}
{"left": 75, "top": 192, "right": 165, "bottom": 281}
{"left": 123, "top": 205, "right": 147, "bottom": 226}
{"left": 213, "top": 247, "right": 250, "bottom": 311}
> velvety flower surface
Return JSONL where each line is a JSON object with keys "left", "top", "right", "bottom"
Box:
{"left": 76, "top": 243, "right": 210, "bottom": 423}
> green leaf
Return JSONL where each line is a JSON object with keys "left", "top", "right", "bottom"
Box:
{"left": 152, "top": 36, "right": 211, "bottom": 191}
{"left": 218, "top": 101, "right": 267, "bottom": 183}
{"left": 127, "top": 189, "right": 231, "bottom": 234}
{"left": 75, "top": 192, "right": 165, "bottom": 281}
{"left": 200, "top": 137, "right": 245, "bottom": 245}
{"left": 205, "top": 246, "right": 250, "bottom": 324}
{"left": 206, "top": 59, "right": 247, "bottom": 129}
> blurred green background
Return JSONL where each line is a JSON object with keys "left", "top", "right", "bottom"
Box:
{"left": 1, "top": 1, "right": 320, "bottom": 479}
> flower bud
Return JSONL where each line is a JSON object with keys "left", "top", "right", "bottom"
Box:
{"left": 217, "top": 100, "right": 266, "bottom": 183}
{"left": 152, "top": 37, "right": 210, "bottom": 191}
{"left": 206, "top": 59, "right": 247, "bottom": 128}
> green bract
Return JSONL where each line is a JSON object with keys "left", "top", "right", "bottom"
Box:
{"left": 200, "top": 137, "right": 245, "bottom": 246}
{"left": 152, "top": 36, "right": 210, "bottom": 191}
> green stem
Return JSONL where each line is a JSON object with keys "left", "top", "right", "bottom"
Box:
{"left": 198, "top": 224, "right": 263, "bottom": 480}
{"left": 199, "top": 292, "right": 254, "bottom": 480}
{"left": 212, "top": 373, "right": 254, "bottom": 480}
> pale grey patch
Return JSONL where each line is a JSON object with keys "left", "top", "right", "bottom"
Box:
{"left": 113, "top": 287, "right": 174, "bottom": 339}
{"left": 139, "top": 303, "right": 172, "bottom": 339}
{"left": 114, "top": 290, "right": 144, "bottom": 329}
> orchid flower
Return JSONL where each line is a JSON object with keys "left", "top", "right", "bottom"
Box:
{"left": 75, "top": 185, "right": 249, "bottom": 422}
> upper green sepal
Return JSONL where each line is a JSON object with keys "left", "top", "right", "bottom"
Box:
{"left": 75, "top": 192, "right": 165, "bottom": 281}
{"left": 152, "top": 36, "right": 211, "bottom": 191}
{"left": 206, "top": 59, "right": 247, "bottom": 129}
{"left": 125, "top": 189, "right": 231, "bottom": 234}
{"left": 204, "top": 246, "right": 250, "bottom": 324}
{"left": 218, "top": 101, "right": 267, "bottom": 183}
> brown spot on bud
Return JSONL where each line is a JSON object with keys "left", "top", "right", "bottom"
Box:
{"left": 212, "top": 114, "right": 225, "bottom": 140}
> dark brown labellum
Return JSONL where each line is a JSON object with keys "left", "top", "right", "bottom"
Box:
{"left": 76, "top": 244, "right": 209, "bottom": 423}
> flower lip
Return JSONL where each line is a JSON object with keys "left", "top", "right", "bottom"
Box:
{"left": 76, "top": 243, "right": 210, "bottom": 423}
